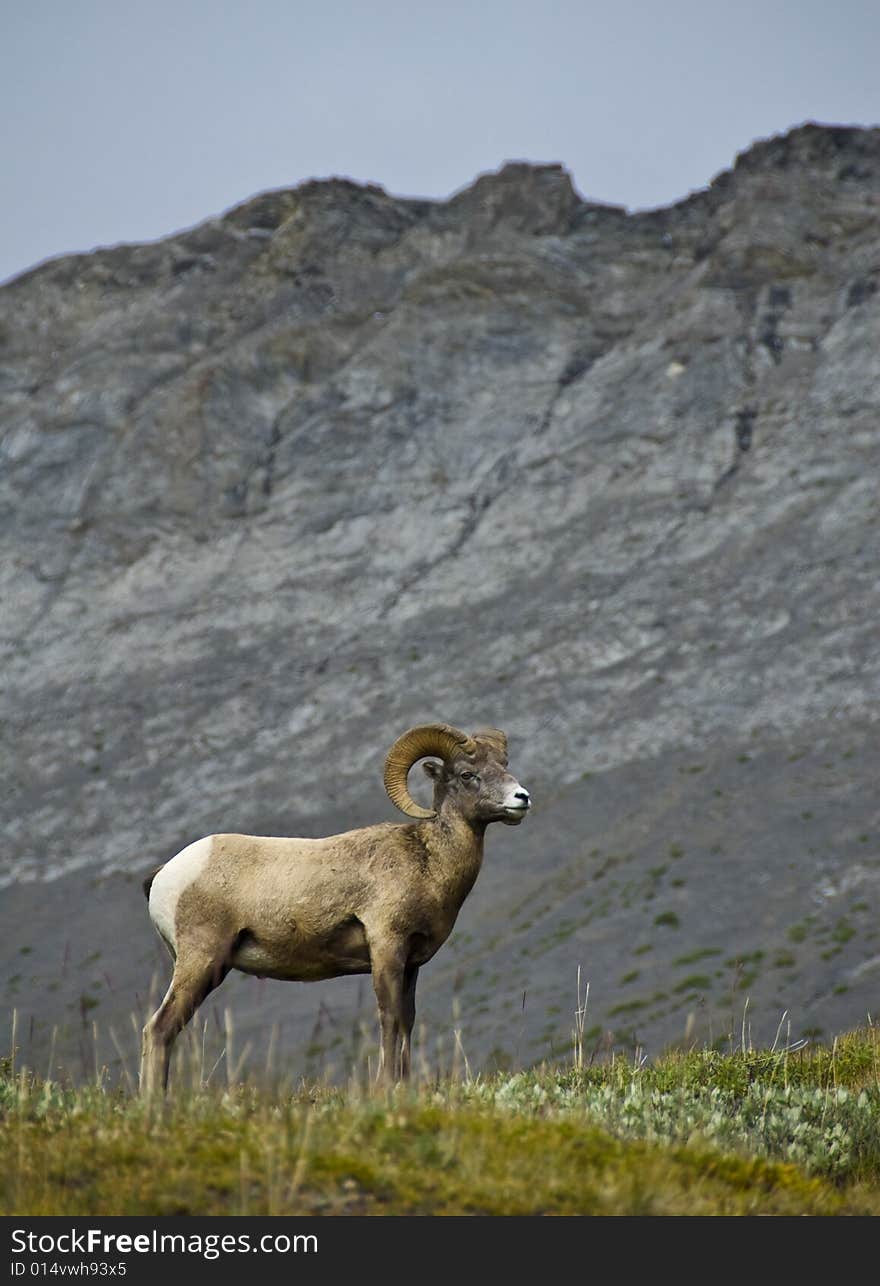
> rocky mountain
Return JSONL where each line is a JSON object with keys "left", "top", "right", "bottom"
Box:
{"left": 2, "top": 122, "right": 879, "bottom": 1083}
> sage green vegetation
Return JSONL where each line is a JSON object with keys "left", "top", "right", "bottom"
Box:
{"left": 1, "top": 1028, "right": 878, "bottom": 1215}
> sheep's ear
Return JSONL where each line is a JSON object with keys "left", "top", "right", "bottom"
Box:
{"left": 422, "top": 760, "right": 443, "bottom": 781}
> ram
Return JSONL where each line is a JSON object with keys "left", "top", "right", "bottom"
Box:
{"left": 140, "top": 722, "right": 531, "bottom": 1095}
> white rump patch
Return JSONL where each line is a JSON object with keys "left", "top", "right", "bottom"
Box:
{"left": 149, "top": 836, "right": 213, "bottom": 952}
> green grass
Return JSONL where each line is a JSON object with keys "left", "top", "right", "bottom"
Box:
{"left": 673, "top": 974, "right": 712, "bottom": 993}
{"left": 673, "top": 947, "right": 722, "bottom": 967}
{"left": 2, "top": 1027, "right": 879, "bottom": 1215}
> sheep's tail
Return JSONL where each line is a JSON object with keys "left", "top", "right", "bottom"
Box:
{"left": 142, "top": 864, "right": 164, "bottom": 901}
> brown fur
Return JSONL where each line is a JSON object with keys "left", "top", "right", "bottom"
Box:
{"left": 139, "top": 730, "right": 529, "bottom": 1096}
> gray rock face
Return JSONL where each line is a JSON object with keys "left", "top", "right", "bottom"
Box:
{"left": 2, "top": 123, "right": 879, "bottom": 1080}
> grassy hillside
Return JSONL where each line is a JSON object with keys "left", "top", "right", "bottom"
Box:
{"left": 2, "top": 1026, "right": 878, "bottom": 1216}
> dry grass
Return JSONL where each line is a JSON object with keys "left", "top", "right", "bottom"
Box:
{"left": 1, "top": 1017, "right": 878, "bottom": 1216}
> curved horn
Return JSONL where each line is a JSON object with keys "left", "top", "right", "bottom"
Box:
{"left": 473, "top": 727, "right": 508, "bottom": 765}
{"left": 383, "top": 723, "right": 477, "bottom": 818}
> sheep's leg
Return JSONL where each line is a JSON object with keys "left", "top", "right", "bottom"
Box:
{"left": 370, "top": 947, "right": 409, "bottom": 1082}
{"left": 139, "top": 940, "right": 233, "bottom": 1098}
{"left": 400, "top": 963, "right": 419, "bottom": 1080}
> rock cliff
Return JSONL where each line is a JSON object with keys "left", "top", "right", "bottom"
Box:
{"left": 2, "top": 123, "right": 878, "bottom": 1078}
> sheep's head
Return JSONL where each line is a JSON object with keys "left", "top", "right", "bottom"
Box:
{"left": 384, "top": 723, "right": 531, "bottom": 827}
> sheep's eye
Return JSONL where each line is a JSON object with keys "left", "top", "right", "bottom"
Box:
{"left": 460, "top": 771, "right": 477, "bottom": 783}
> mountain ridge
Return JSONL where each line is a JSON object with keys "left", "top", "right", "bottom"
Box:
{"left": 1, "top": 122, "right": 878, "bottom": 1078}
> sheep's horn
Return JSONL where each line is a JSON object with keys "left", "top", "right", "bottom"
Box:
{"left": 472, "top": 727, "right": 508, "bottom": 766}
{"left": 383, "top": 724, "right": 477, "bottom": 818}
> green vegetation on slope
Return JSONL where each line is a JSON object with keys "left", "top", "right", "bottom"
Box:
{"left": 1, "top": 1027, "right": 878, "bottom": 1216}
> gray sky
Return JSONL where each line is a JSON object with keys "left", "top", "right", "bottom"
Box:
{"left": 2, "top": 0, "right": 878, "bottom": 283}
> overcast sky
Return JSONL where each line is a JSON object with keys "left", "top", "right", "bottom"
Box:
{"left": 2, "top": 0, "right": 878, "bottom": 283}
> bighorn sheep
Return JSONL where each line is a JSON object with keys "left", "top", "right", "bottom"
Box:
{"left": 140, "top": 723, "right": 530, "bottom": 1095}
